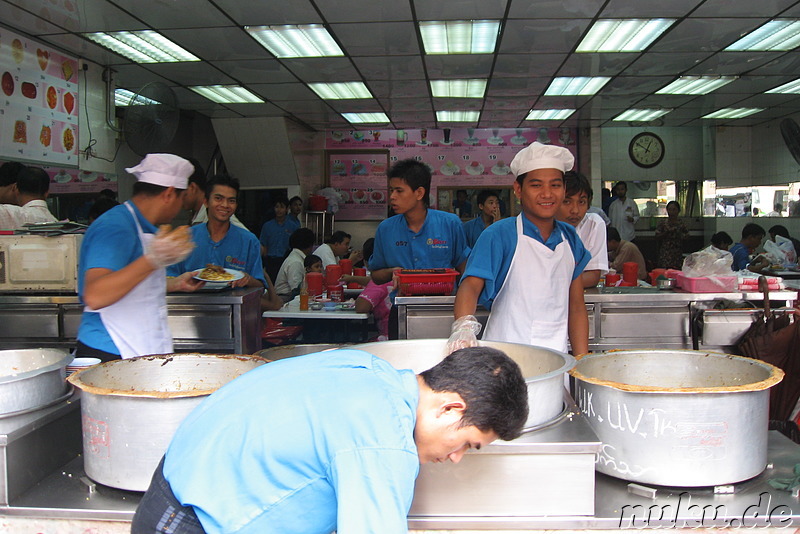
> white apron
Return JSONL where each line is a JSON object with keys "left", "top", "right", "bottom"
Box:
{"left": 88, "top": 202, "right": 172, "bottom": 358}
{"left": 483, "top": 214, "right": 574, "bottom": 352}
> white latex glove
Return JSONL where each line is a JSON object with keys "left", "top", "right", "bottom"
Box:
{"left": 446, "top": 315, "right": 482, "bottom": 354}
{"left": 144, "top": 225, "right": 195, "bottom": 269}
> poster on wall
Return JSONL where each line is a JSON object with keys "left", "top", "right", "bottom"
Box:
{"left": 327, "top": 151, "right": 389, "bottom": 220}
{"left": 0, "top": 28, "right": 80, "bottom": 167}
{"left": 326, "top": 128, "right": 577, "bottom": 209}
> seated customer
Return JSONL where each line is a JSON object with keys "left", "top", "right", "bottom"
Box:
{"left": 274, "top": 228, "right": 316, "bottom": 302}
{"left": 354, "top": 239, "right": 392, "bottom": 341}
{"left": 314, "top": 230, "right": 362, "bottom": 268}
{"left": 710, "top": 231, "right": 733, "bottom": 251}
{"left": 0, "top": 166, "right": 58, "bottom": 228}
{"left": 557, "top": 171, "right": 608, "bottom": 288}
{"left": 168, "top": 175, "right": 265, "bottom": 289}
{"left": 607, "top": 226, "right": 647, "bottom": 280}
{"left": 729, "top": 223, "right": 766, "bottom": 271}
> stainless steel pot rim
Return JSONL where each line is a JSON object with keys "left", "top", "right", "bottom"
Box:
{"left": 0, "top": 350, "right": 72, "bottom": 385}
{"left": 0, "top": 384, "right": 74, "bottom": 419}
{"left": 570, "top": 349, "right": 784, "bottom": 393}
{"left": 67, "top": 353, "right": 268, "bottom": 398}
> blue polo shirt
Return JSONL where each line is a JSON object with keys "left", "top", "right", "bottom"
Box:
{"left": 77, "top": 202, "right": 155, "bottom": 354}
{"left": 168, "top": 223, "right": 267, "bottom": 286}
{"left": 463, "top": 216, "right": 489, "bottom": 248}
{"left": 463, "top": 215, "right": 590, "bottom": 310}
{"left": 729, "top": 242, "right": 750, "bottom": 271}
{"left": 164, "top": 349, "right": 420, "bottom": 534}
{"left": 260, "top": 217, "right": 300, "bottom": 259}
{"left": 369, "top": 209, "right": 470, "bottom": 271}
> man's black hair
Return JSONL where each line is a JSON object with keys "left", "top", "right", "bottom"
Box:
{"left": 289, "top": 228, "right": 316, "bottom": 251}
{"left": 769, "top": 225, "right": 790, "bottom": 239}
{"left": 16, "top": 166, "right": 50, "bottom": 197}
{"left": 564, "top": 171, "right": 592, "bottom": 200}
{"left": 205, "top": 174, "right": 240, "bottom": 200}
{"left": 273, "top": 195, "right": 290, "bottom": 208}
{"left": 420, "top": 346, "right": 529, "bottom": 441}
{"left": 326, "top": 230, "right": 351, "bottom": 244}
{"left": 98, "top": 188, "right": 117, "bottom": 200}
{"left": 741, "top": 223, "right": 766, "bottom": 240}
{"left": 711, "top": 231, "right": 733, "bottom": 248}
{"left": 89, "top": 197, "right": 119, "bottom": 222}
{"left": 666, "top": 200, "right": 680, "bottom": 211}
{"left": 0, "top": 161, "right": 25, "bottom": 187}
{"left": 362, "top": 237, "right": 375, "bottom": 261}
{"left": 607, "top": 226, "right": 621, "bottom": 242}
{"left": 388, "top": 159, "right": 431, "bottom": 206}
{"left": 187, "top": 157, "right": 206, "bottom": 192}
{"left": 304, "top": 254, "right": 322, "bottom": 269}
{"left": 613, "top": 181, "right": 627, "bottom": 191}
{"left": 289, "top": 196, "right": 302, "bottom": 205}
{"left": 477, "top": 189, "right": 499, "bottom": 206}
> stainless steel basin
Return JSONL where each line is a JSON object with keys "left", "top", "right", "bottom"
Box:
{"left": 0, "top": 348, "right": 71, "bottom": 415}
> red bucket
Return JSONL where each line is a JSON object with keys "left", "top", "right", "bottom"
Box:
{"left": 305, "top": 272, "right": 324, "bottom": 297}
{"left": 325, "top": 264, "right": 342, "bottom": 286}
{"left": 339, "top": 258, "right": 353, "bottom": 276}
{"left": 308, "top": 195, "right": 328, "bottom": 212}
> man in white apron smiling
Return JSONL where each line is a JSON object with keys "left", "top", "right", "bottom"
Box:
{"left": 75, "top": 154, "right": 203, "bottom": 361}
{"left": 449, "top": 142, "right": 591, "bottom": 356}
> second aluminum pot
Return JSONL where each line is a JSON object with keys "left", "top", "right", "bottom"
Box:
{"left": 68, "top": 353, "right": 267, "bottom": 491}
{"left": 351, "top": 339, "right": 575, "bottom": 431}
{"left": 571, "top": 349, "right": 784, "bottom": 487}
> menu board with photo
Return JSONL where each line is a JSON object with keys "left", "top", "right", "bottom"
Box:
{"left": 327, "top": 151, "right": 389, "bottom": 220}
{"left": 0, "top": 28, "right": 80, "bottom": 167}
{"left": 325, "top": 128, "right": 578, "bottom": 210}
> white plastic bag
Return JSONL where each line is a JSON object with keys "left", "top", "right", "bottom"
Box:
{"left": 316, "top": 187, "right": 340, "bottom": 213}
{"left": 681, "top": 245, "right": 734, "bottom": 277}
{"left": 763, "top": 235, "right": 797, "bottom": 266}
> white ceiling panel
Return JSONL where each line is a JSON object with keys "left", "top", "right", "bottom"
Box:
{"left": 500, "top": 19, "right": 592, "bottom": 54}
{"left": 278, "top": 58, "right": 361, "bottom": 83}
{"left": 557, "top": 53, "right": 641, "bottom": 77}
{"left": 625, "top": 52, "right": 713, "bottom": 76}
{"left": 492, "top": 54, "right": 567, "bottom": 78}
{"left": 690, "top": 0, "right": 796, "bottom": 17}
{"left": 414, "top": 0, "right": 508, "bottom": 20}
{"left": 600, "top": 0, "right": 704, "bottom": 17}
{"left": 210, "top": 0, "right": 322, "bottom": 25}
{"left": 424, "top": 55, "right": 494, "bottom": 79}
{"left": 38, "top": 32, "right": 129, "bottom": 65}
{"left": 162, "top": 28, "right": 269, "bottom": 61}
{"left": 368, "top": 79, "right": 430, "bottom": 99}
{"left": 112, "top": 64, "right": 174, "bottom": 90}
{"left": 0, "top": 1, "right": 65, "bottom": 35}
{"left": 316, "top": 0, "right": 413, "bottom": 22}
{"left": 249, "top": 83, "right": 319, "bottom": 101}
{"left": 507, "top": 0, "right": 604, "bottom": 19}
{"left": 330, "top": 22, "right": 420, "bottom": 56}
{"left": 687, "top": 51, "right": 781, "bottom": 75}
{"left": 487, "top": 77, "right": 551, "bottom": 97}
{"left": 351, "top": 56, "right": 426, "bottom": 80}
{"left": 5, "top": 0, "right": 145, "bottom": 33}
{"left": 208, "top": 60, "right": 297, "bottom": 84}
{"left": 649, "top": 19, "right": 769, "bottom": 52}
{"left": 145, "top": 62, "right": 235, "bottom": 85}
{"left": 107, "top": 0, "right": 230, "bottom": 29}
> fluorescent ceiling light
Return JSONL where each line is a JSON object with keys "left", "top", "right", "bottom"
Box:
{"left": 189, "top": 85, "right": 264, "bottom": 104}
{"left": 656, "top": 76, "right": 736, "bottom": 95}
{"left": 114, "top": 88, "right": 162, "bottom": 106}
{"left": 430, "top": 79, "right": 487, "bottom": 98}
{"left": 341, "top": 112, "right": 390, "bottom": 124}
{"left": 525, "top": 109, "right": 575, "bottom": 121}
{"left": 702, "top": 108, "right": 764, "bottom": 119}
{"left": 544, "top": 77, "right": 610, "bottom": 96}
{"left": 420, "top": 20, "right": 501, "bottom": 54}
{"left": 309, "top": 82, "right": 372, "bottom": 100}
{"left": 766, "top": 78, "right": 800, "bottom": 94}
{"left": 577, "top": 19, "right": 675, "bottom": 52}
{"left": 725, "top": 20, "right": 800, "bottom": 51}
{"left": 84, "top": 31, "right": 199, "bottom": 63}
{"left": 436, "top": 110, "right": 480, "bottom": 122}
{"left": 245, "top": 25, "right": 343, "bottom": 58}
{"left": 613, "top": 109, "right": 672, "bottom": 121}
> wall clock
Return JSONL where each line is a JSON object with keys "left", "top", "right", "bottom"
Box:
{"left": 628, "top": 132, "right": 665, "bottom": 168}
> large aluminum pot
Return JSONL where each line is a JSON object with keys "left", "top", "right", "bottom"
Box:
{"left": 352, "top": 339, "right": 574, "bottom": 431}
{"left": 67, "top": 353, "right": 267, "bottom": 491}
{"left": 571, "top": 349, "right": 784, "bottom": 487}
{"left": 255, "top": 344, "right": 341, "bottom": 361}
{"left": 0, "top": 348, "right": 71, "bottom": 415}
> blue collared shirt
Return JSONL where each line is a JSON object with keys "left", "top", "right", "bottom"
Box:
{"left": 369, "top": 209, "right": 470, "bottom": 271}
{"left": 259, "top": 217, "right": 300, "bottom": 259}
{"left": 168, "top": 223, "right": 267, "bottom": 286}
{"left": 77, "top": 202, "right": 156, "bottom": 354}
{"left": 729, "top": 242, "right": 750, "bottom": 271}
{"left": 462, "top": 215, "right": 590, "bottom": 310}
{"left": 463, "top": 216, "right": 489, "bottom": 248}
{"left": 164, "top": 349, "right": 420, "bottom": 534}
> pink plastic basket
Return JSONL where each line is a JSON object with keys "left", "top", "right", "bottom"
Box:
{"left": 676, "top": 273, "right": 737, "bottom": 292}
{"left": 397, "top": 269, "right": 458, "bottom": 296}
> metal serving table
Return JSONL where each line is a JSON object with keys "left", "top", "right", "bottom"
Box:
{"left": 4, "top": 431, "right": 799, "bottom": 530}
{"left": 0, "top": 287, "right": 263, "bottom": 354}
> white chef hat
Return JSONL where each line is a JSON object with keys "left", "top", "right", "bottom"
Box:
{"left": 125, "top": 153, "right": 193, "bottom": 189}
{"left": 509, "top": 142, "right": 574, "bottom": 178}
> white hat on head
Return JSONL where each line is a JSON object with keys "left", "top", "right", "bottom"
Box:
{"left": 509, "top": 141, "right": 574, "bottom": 178}
{"left": 125, "top": 153, "right": 193, "bottom": 189}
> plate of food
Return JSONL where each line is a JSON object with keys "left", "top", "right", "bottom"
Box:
{"left": 369, "top": 190, "right": 385, "bottom": 203}
{"left": 440, "top": 161, "right": 460, "bottom": 176}
{"left": 465, "top": 161, "right": 484, "bottom": 175}
{"left": 491, "top": 161, "right": 511, "bottom": 175}
{"left": 194, "top": 264, "right": 245, "bottom": 286}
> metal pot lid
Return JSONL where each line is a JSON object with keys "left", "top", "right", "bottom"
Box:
{"left": 570, "top": 349, "right": 783, "bottom": 394}
{"left": 0, "top": 348, "right": 72, "bottom": 384}
{"left": 67, "top": 353, "right": 268, "bottom": 398}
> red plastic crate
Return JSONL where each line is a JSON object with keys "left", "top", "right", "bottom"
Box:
{"left": 397, "top": 269, "right": 458, "bottom": 296}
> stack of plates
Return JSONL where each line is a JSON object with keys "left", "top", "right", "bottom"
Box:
{"left": 66, "top": 357, "right": 101, "bottom": 376}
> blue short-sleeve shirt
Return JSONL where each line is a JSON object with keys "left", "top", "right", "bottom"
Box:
{"left": 167, "top": 224, "right": 267, "bottom": 286}
{"left": 463, "top": 217, "right": 489, "bottom": 249}
{"left": 77, "top": 202, "right": 156, "bottom": 354}
{"left": 369, "top": 209, "right": 470, "bottom": 271}
{"left": 164, "top": 349, "right": 420, "bottom": 534}
{"left": 259, "top": 217, "right": 300, "bottom": 259}
{"left": 463, "top": 216, "right": 590, "bottom": 310}
{"left": 729, "top": 242, "right": 750, "bottom": 271}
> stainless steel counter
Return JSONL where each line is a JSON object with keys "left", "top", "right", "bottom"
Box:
{"left": 395, "top": 288, "right": 797, "bottom": 351}
{"left": 0, "top": 287, "right": 263, "bottom": 354}
{"left": 4, "top": 431, "right": 799, "bottom": 529}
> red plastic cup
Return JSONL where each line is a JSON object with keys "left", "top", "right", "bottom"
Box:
{"left": 605, "top": 273, "right": 621, "bottom": 286}
{"left": 339, "top": 258, "right": 353, "bottom": 276}
{"left": 305, "top": 272, "right": 324, "bottom": 297}
{"left": 353, "top": 267, "right": 367, "bottom": 277}
{"left": 622, "top": 262, "right": 639, "bottom": 284}
{"left": 347, "top": 282, "right": 361, "bottom": 289}
{"left": 325, "top": 264, "right": 342, "bottom": 286}
{"left": 327, "top": 284, "right": 344, "bottom": 302}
